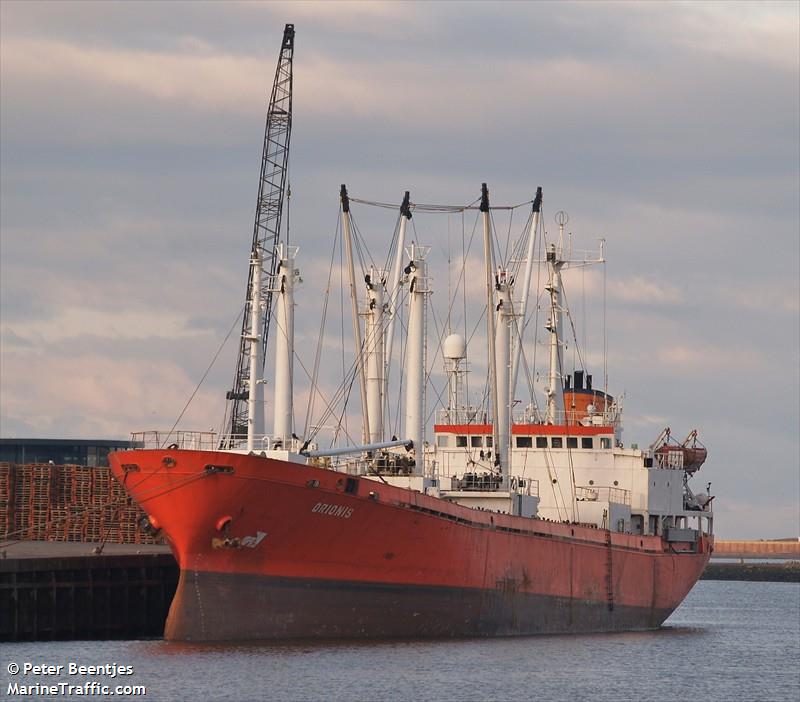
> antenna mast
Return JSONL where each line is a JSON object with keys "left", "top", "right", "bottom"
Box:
{"left": 223, "top": 24, "right": 295, "bottom": 444}
{"left": 481, "top": 183, "right": 502, "bottom": 470}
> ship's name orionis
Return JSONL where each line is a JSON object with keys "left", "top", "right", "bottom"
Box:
{"left": 312, "top": 502, "right": 354, "bottom": 519}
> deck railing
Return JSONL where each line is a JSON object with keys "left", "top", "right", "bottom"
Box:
{"left": 450, "top": 473, "right": 539, "bottom": 496}
{"left": 130, "top": 431, "right": 220, "bottom": 450}
{"left": 575, "top": 485, "right": 630, "bottom": 505}
{"left": 129, "top": 431, "right": 306, "bottom": 453}
{"left": 435, "top": 408, "right": 620, "bottom": 428}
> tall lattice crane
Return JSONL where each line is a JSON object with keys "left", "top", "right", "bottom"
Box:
{"left": 223, "top": 24, "right": 294, "bottom": 444}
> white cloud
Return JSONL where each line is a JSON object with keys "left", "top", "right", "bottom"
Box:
{"left": 608, "top": 276, "right": 685, "bottom": 305}
{"left": 1, "top": 38, "right": 269, "bottom": 115}
{"left": 656, "top": 343, "right": 764, "bottom": 374}
{"left": 1, "top": 352, "right": 222, "bottom": 437}
{"left": 561, "top": 267, "right": 686, "bottom": 306}
{"left": 716, "top": 281, "right": 800, "bottom": 315}
{"left": 3, "top": 306, "right": 200, "bottom": 344}
{"left": 673, "top": 0, "right": 799, "bottom": 71}
{"left": 261, "top": 0, "right": 415, "bottom": 34}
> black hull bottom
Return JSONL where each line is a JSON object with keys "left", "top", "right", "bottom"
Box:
{"left": 164, "top": 570, "right": 674, "bottom": 641}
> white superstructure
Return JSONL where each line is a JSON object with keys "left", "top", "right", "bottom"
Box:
{"left": 175, "top": 183, "right": 713, "bottom": 544}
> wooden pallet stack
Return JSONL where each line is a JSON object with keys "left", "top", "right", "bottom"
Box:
{"left": 11, "top": 465, "right": 32, "bottom": 539}
{"left": 69, "top": 466, "right": 93, "bottom": 541}
{"left": 0, "top": 463, "right": 162, "bottom": 545}
{"left": 0, "top": 463, "right": 13, "bottom": 537}
{"left": 30, "top": 465, "right": 55, "bottom": 539}
{"left": 120, "top": 505, "right": 142, "bottom": 544}
{"left": 85, "top": 468, "right": 108, "bottom": 541}
{"left": 49, "top": 466, "right": 73, "bottom": 540}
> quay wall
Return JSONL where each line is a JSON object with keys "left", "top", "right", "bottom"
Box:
{"left": 1, "top": 544, "right": 177, "bottom": 641}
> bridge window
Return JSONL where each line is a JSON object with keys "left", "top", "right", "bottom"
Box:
{"left": 456, "top": 436, "right": 468, "bottom": 448}
{"left": 516, "top": 436, "right": 532, "bottom": 448}
{"left": 551, "top": 437, "right": 563, "bottom": 448}
{"left": 485, "top": 436, "right": 493, "bottom": 447}
{"left": 566, "top": 437, "right": 578, "bottom": 449}
{"left": 536, "top": 437, "right": 547, "bottom": 448}
{"left": 436, "top": 435, "right": 450, "bottom": 448}
{"left": 600, "top": 437, "right": 611, "bottom": 449}
{"left": 471, "top": 436, "right": 483, "bottom": 448}
{"left": 582, "top": 437, "right": 593, "bottom": 449}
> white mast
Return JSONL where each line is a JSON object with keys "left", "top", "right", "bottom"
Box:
{"left": 510, "top": 187, "right": 542, "bottom": 402}
{"left": 494, "top": 270, "right": 513, "bottom": 480}
{"left": 365, "top": 266, "right": 386, "bottom": 443}
{"left": 404, "top": 243, "right": 429, "bottom": 471}
{"left": 340, "top": 184, "right": 371, "bottom": 445}
{"left": 384, "top": 191, "right": 412, "bottom": 407}
{"left": 481, "top": 184, "right": 501, "bottom": 470}
{"left": 545, "top": 234, "right": 566, "bottom": 424}
{"left": 273, "top": 243, "right": 297, "bottom": 445}
{"left": 246, "top": 246, "right": 264, "bottom": 451}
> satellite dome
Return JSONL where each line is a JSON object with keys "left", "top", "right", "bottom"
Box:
{"left": 443, "top": 333, "right": 467, "bottom": 360}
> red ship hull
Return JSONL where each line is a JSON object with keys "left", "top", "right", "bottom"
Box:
{"left": 109, "top": 449, "right": 711, "bottom": 641}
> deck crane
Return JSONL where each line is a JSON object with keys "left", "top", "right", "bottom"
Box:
{"left": 222, "top": 24, "right": 295, "bottom": 446}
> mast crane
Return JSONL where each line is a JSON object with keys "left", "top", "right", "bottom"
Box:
{"left": 222, "top": 24, "right": 295, "bottom": 445}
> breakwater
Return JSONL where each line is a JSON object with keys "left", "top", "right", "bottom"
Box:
{"left": 702, "top": 561, "right": 800, "bottom": 583}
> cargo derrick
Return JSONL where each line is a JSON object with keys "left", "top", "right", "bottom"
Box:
{"left": 222, "top": 24, "right": 295, "bottom": 447}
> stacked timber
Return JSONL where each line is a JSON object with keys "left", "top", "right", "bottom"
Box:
{"left": 0, "top": 463, "right": 162, "bottom": 545}
{"left": 12, "top": 465, "right": 31, "bottom": 538}
{"left": 0, "top": 463, "right": 12, "bottom": 536}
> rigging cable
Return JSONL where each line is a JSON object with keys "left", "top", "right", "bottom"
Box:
{"left": 348, "top": 196, "right": 531, "bottom": 213}
{"left": 303, "top": 209, "right": 341, "bottom": 438}
{"left": 161, "top": 307, "right": 244, "bottom": 451}
{"left": 561, "top": 284, "right": 588, "bottom": 375}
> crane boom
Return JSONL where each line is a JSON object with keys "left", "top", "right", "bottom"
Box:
{"left": 223, "top": 24, "right": 295, "bottom": 444}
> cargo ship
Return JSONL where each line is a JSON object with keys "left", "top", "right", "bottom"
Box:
{"left": 109, "top": 24, "right": 714, "bottom": 641}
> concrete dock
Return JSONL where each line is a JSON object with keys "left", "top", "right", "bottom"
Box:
{"left": 0, "top": 541, "right": 177, "bottom": 641}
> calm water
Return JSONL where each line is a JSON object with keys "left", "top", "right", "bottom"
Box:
{"left": 2, "top": 580, "right": 798, "bottom": 701}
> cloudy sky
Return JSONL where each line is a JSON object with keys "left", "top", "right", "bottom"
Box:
{"left": 1, "top": 1, "right": 798, "bottom": 539}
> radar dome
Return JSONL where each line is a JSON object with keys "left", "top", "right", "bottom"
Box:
{"left": 443, "top": 333, "right": 467, "bottom": 360}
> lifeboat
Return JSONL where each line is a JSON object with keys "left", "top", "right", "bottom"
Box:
{"left": 654, "top": 443, "right": 707, "bottom": 473}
